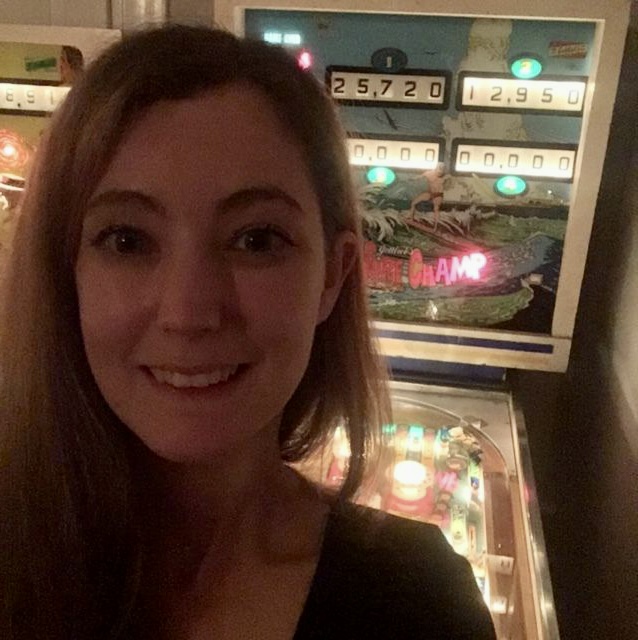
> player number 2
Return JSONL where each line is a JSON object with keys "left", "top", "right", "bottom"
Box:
{"left": 404, "top": 81, "right": 417, "bottom": 98}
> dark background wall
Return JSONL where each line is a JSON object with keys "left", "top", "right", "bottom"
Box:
{"left": 515, "top": 5, "right": 638, "bottom": 638}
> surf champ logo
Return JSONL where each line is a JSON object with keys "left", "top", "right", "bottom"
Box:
{"left": 363, "top": 242, "right": 488, "bottom": 289}
{"left": 409, "top": 248, "right": 487, "bottom": 288}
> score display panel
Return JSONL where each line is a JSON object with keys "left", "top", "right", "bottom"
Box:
{"left": 218, "top": 2, "right": 629, "bottom": 372}
{"left": 348, "top": 133, "right": 444, "bottom": 171}
{"left": 451, "top": 139, "right": 578, "bottom": 181}
{"left": 0, "top": 79, "right": 69, "bottom": 117}
{"left": 457, "top": 71, "right": 587, "bottom": 116}
{"left": 327, "top": 66, "right": 451, "bottom": 109}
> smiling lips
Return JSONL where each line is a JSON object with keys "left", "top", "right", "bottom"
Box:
{"left": 148, "top": 364, "right": 241, "bottom": 389}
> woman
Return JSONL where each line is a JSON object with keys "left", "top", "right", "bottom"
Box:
{"left": 0, "top": 25, "right": 495, "bottom": 639}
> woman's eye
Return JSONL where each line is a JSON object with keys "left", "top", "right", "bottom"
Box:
{"left": 91, "top": 225, "right": 151, "bottom": 256}
{"left": 232, "top": 226, "right": 292, "bottom": 254}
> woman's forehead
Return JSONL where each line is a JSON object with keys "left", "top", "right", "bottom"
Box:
{"left": 91, "top": 85, "right": 321, "bottom": 219}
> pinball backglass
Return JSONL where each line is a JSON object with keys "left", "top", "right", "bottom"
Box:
{"left": 215, "top": 0, "right": 630, "bottom": 372}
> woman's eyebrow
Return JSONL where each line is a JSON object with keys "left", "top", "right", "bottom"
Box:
{"left": 85, "top": 186, "right": 304, "bottom": 219}
{"left": 216, "top": 186, "right": 304, "bottom": 216}
{"left": 85, "top": 189, "right": 165, "bottom": 217}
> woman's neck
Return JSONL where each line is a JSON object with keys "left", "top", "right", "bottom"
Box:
{"left": 131, "top": 426, "right": 328, "bottom": 584}
{"left": 127, "top": 428, "right": 331, "bottom": 640}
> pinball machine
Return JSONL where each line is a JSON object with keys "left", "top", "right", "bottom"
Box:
{"left": 0, "top": 23, "right": 120, "bottom": 265}
{"left": 213, "top": 1, "right": 631, "bottom": 637}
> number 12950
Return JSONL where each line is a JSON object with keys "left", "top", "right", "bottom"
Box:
{"left": 458, "top": 73, "right": 587, "bottom": 114}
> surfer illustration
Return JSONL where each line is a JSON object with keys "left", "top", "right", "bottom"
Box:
{"left": 410, "top": 162, "right": 447, "bottom": 230}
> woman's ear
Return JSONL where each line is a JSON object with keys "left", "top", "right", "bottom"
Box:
{"left": 317, "top": 230, "right": 359, "bottom": 325}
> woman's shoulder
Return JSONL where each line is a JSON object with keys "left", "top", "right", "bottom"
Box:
{"left": 295, "top": 502, "right": 496, "bottom": 639}
{"left": 320, "top": 502, "right": 486, "bottom": 599}
{"left": 326, "top": 500, "right": 461, "bottom": 558}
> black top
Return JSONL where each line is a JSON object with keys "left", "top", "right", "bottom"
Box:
{"left": 294, "top": 504, "right": 497, "bottom": 640}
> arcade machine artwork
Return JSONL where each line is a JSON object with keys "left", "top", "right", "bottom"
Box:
{"left": 0, "top": 40, "right": 81, "bottom": 264}
{"left": 251, "top": 14, "right": 592, "bottom": 333}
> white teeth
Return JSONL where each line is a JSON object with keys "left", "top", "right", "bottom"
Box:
{"left": 149, "top": 365, "right": 239, "bottom": 388}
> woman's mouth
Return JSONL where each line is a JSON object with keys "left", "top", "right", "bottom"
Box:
{"left": 146, "top": 364, "right": 244, "bottom": 389}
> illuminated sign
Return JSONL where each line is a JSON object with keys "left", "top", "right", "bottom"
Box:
{"left": 409, "top": 249, "right": 487, "bottom": 288}
{"left": 327, "top": 66, "right": 450, "bottom": 109}
{"left": 0, "top": 80, "right": 70, "bottom": 116}
{"left": 263, "top": 31, "right": 302, "bottom": 45}
{"left": 348, "top": 134, "right": 442, "bottom": 170}
{"left": 457, "top": 71, "right": 586, "bottom": 115}
{"left": 452, "top": 139, "right": 578, "bottom": 181}
{"left": 363, "top": 242, "right": 488, "bottom": 289}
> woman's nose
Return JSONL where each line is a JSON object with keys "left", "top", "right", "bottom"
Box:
{"left": 155, "top": 252, "right": 234, "bottom": 336}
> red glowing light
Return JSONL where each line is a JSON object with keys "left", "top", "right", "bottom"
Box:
{"left": 297, "top": 50, "right": 313, "bottom": 70}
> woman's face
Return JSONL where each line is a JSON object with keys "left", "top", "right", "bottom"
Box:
{"left": 75, "top": 83, "right": 352, "bottom": 462}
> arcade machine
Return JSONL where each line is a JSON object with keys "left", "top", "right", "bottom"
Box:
{"left": 216, "top": 1, "right": 630, "bottom": 637}
{"left": 0, "top": 24, "right": 119, "bottom": 266}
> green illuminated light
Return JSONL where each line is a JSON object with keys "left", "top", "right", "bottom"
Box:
{"left": 495, "top": 175, "right": 528, "bottom": 197}
{"left": 511, "top": 57, "right": 543, "bottom": 79}
{"left": 366, "top": 166, "right": 396, "bottom": 186}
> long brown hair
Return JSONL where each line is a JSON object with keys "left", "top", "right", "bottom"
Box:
{"left": 0, "top": 24, "right": 388, "bottom": 639}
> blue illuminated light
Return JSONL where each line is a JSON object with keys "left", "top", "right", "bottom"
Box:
{"left": 366, "top": 166, "right": 396, "bottom": 186}
{"left": 495, "top": 175, "right": 528, "bottom": 197}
